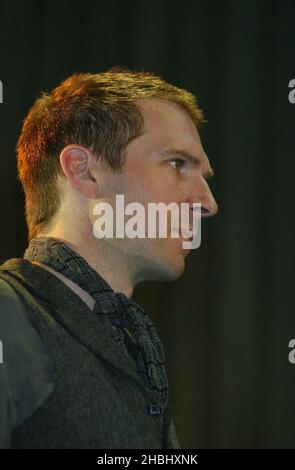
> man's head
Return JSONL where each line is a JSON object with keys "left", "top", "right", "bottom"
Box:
{"left": 17, "top": 67, "right": 218, "bottom": 284}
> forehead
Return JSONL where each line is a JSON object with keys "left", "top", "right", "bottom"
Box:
{"left": 131, "top": 98, "right": 206, "bottom": 161}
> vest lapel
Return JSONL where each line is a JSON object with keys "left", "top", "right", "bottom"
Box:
{"left": 1, "top": 259, "right": 159, "bottom": 401}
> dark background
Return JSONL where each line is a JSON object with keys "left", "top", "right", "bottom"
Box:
{"left": 0, "top": 0, "right": 294, "bottom": 448}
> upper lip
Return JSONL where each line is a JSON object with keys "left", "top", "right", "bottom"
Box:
{"left": 171, "top": 227, "right": 195, "bottom": 236}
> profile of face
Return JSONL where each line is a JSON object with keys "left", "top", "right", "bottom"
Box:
{"left": 87, "top": 98, "right": 218, "bottom": 284}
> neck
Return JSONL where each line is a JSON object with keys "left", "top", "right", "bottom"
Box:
{"left": 37, "top": 228, "right": 136, "bottom": 298}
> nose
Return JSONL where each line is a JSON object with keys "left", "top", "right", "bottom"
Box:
{"left": 191, "top": 180, "right": 218, "bottom": 218}
{"left": 200, "top": 202, "right": 218, "bottom": 217}
{"left": 200, "top": 192, "right": 218, "bottom": 218}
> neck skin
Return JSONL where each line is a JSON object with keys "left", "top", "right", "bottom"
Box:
{"left": 35, "top": 204, "right": 137, "bottom": 299}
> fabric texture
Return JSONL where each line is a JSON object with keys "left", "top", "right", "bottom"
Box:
{"left": 23, "top": 236, "right": 169, "bottom": 413}
{"left": 0, "top": 278, "right": 55, "bottom": 448}
{"left": 0, "top": 237, "right": 180, "bottom": 448}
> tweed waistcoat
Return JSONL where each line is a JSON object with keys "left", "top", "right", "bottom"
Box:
{"left": 0, "top": 258, "right": 180, "bottom": 449}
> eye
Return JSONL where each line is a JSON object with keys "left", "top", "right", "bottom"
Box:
{"left": 170, "top": 158, "right": 186, "bottom": 170}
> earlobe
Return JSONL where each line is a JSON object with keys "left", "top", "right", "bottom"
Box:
{"left": 59, "top": 145, "right": 98, "bottom": 198}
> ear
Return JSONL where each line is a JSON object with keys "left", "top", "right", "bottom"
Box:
{"left": 59, "top": 145, "right": 99, "bottom": 199}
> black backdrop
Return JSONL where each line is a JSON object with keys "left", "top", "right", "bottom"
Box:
{"left": 0, "top": 0, "right": 295, "bottom": 448}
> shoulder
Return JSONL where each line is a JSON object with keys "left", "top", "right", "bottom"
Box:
{"left": 0, "top": 276, "right": 55, "bottom": 429}
{"left": 0, "top": 274, "right": 24, "bottom": 308}
{"left": 0, "top": 276, "right": 30, "bottom": 337}
{"left": 0, "top": 276, "right": 39, "bottom": 345}
{"left": 0, "top": 274, "right": 54, "bottom": 375}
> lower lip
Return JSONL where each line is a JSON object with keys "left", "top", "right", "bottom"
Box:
{"left": 182, "top": 232, "right": 193, "bottom": 240}
{"left": 170, "top": 230, "right": 194, "bottom": 242}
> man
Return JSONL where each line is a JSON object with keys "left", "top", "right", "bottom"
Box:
{"left": 0, "top": 67, "right": 218, "bottom": 448}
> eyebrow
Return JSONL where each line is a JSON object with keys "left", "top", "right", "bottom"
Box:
{"left": 159, "top": 147, "right": 215, "bottom": 180}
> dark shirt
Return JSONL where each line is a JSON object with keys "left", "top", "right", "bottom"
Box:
{"left": 0, "top": 264, "right": 179, "bottom": 448}
{"left": 0, "top": 278, "right": 54, "bottom": 448}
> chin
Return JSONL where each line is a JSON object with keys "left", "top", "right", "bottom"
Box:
{"left": 146, "top": 252, "right": 186, "bottom": 282}
{"left": 134, "top": 238, "right": 189, "bottom": 283}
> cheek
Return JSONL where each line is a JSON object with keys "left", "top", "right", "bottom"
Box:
{"left": 133, "top": 183, "right": 176, "bottom": 206}
{"left": 124, "top": 163, "right": 182, "bottom": 205}
{"left": 124, "top": 173, "right": 160, "bottom": 203}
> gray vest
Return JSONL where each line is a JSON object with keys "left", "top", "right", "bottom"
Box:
{"left": 0, "top": 258, "right": 180, "bottom": 449}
